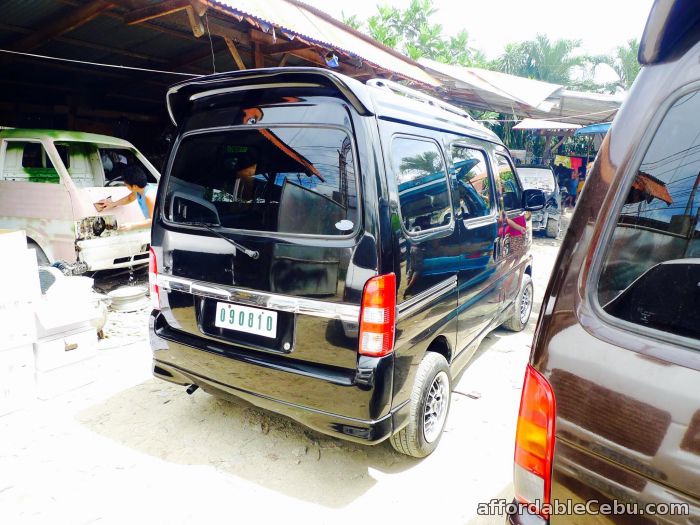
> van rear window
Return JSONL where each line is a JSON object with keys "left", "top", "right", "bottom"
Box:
{"left": 165, "top": 127, "right": 358, "bottom": 236}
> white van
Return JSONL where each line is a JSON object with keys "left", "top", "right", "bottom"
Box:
{"left": 0, "top": 129, "right": 159, "bottom": 273}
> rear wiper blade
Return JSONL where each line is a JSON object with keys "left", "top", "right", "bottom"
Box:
{"left": 179, "top": 221, "right": 259, "bottom": 260}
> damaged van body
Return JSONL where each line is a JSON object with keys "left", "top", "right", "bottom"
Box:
{"left": 149, "top": 68, "right": 545, "bottom": 457}
{"left": 0, "top": 129, "right": 160, "bottom": 272}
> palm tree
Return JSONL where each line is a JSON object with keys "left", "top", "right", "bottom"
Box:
{"left": 601, "top": 39, "right": 640, "bottom": 90}
{"left": 400, "top": 151, "right": 441, "bottom": 175}
{"left": 496, "top": 34, "right": 585, "bottom": 85}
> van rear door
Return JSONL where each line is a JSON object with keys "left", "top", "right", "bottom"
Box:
{"left": 155, "top": 85, "right": 373, "bottom": 372}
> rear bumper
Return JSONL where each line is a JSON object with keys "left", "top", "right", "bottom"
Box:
{"left": 76, "top": 230, "right": 150, "bottom": 271}
{"left": 150, "top": 312, "right": 404, "bottom": 444}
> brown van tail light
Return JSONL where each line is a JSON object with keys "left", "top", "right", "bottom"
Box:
{"left": 149, "top": 247, "right": 160, "bottom": 310}
{"left": 358, "top": 273, "right": 396, "bottom": 357}
{"left": 514, "top": 364, "right": 556, "bottom": 518}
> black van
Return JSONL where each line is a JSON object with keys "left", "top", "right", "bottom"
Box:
{"left": 149, "top": 68, "right": 545, "bottom": 457}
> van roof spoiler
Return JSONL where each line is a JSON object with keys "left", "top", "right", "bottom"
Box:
{"left": 639, "top": 0, "right": 700, "bottom": 65}
{"left": 165, "top": 67, "right": 375, "bottom": 126}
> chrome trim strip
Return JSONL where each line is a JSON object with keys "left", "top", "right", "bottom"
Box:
{"left": 158, "top": 274, "right": 360, "bottom": 322}
{"left": 397, "top": 276, "right": 458, "bottom": 320}
{"left": 464, "top": 216, "right": 497, "bottom": 230}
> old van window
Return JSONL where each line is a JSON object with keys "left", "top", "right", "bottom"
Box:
{"left": 597, "top": 90, "right": 700, "bottom": 341}
{"left": 496, "top": 154, "right": 522, "bottom": 211}
{"left": 451, "top": 146, "right": 492, "bottom": 219}
{"left": 166, "top": 128, "right": 358, "bottom": 236}
{"left": 2, "top": 142, "right": 59, "bottom": 183}
{"left": 393, "top": 138, "right": 451, "bottom": 233}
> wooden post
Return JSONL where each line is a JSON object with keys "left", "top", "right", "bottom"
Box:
{"left": 185, "top": 6, "right": 205, "bottom": 38}
{"left": 253, "top": 43, "right": 264, "bottom": 68}
{"left": 278, "top": 53, "right": 289, "bottom": 67}
{"left": 224, "top": 37, "right": 246, "bottom": 70}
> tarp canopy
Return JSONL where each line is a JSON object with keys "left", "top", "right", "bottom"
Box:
{"left": 575, "top": 122, "right": 612, "bottom": 135}
{"left": 513, "top": 119, "right": 581, "bottom": 131}
{"left": 420, "top": 58, "right": 560, "bottom": 114}
{"left": 419, "top": 59, "right": 624, "bottom": 125}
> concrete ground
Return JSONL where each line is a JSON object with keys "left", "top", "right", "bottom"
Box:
{"left": 0, "top": 215, "right": 568, "bottom": 525}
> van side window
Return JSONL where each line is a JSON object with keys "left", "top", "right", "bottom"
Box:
{"left": 496, "top": 154, "right": 522, "bottom": 211}
{"left": 392, "top": 137, "right": 452, "bottom": 233}
{"left": 597, "top": 90, "right": 700, "bottom": 342}
{"left": 3, "top": 142, "right": 59, "bottom": 183}
{"left": 451, "top": 146, "right": 492, "bottom": 219}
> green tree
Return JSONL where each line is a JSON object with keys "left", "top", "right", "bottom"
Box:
{"left": 600, "top": 38, "right": 640, "bottom": 90}
{"left": 495, "top": 34, "right": 586, "bottom": 85}
{"left": 364, "top": 0, "right": 484, "bottom": 67}
{"left": 341, "top": 11, "right": 362, "bottom": 31}
{"left": 400, "top": 151, "right": 441, "bottom": 174}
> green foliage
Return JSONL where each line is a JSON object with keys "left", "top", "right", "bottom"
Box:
{"left": 341, "top": 11, "right": 362, "bottom": 30}
{"left": 362, "top": 0, "right": 484, "bottom": 67}
{"left": 599, "top": 38, "right": 640, "bottom": 90}
{"left": 495, "top": 34, "right": 586, "bottom": 85}
{"left": 400, "top": 150, "right": 441, "bottom": 174}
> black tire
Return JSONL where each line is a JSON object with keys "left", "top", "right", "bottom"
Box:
{"left": 27, "top": 240, "right": 50, "bottom": 266}
{"left": 503, "top": 274, "right": 534, "bottom": 332}
{"left": 545, "top": 218, "right": 560, "bottom": 238}
{"left": 390, "top": 352, "right": 451, "bottom": 458}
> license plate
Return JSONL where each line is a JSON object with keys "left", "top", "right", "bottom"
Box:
{"left": 214, "top": 302, "right": 278, "bottom": 339}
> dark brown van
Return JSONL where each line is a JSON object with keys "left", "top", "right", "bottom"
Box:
{"left": 508, "top": 0, "right": 700, "bottom": 522}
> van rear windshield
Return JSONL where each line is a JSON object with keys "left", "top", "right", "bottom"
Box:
{"left": 165, "top": 127, "right": 358, "bottom": 236}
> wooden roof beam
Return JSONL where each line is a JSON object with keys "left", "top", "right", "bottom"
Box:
{"left": 223, "top": 37, "right": 246, "bottom": 70}
{"left": 10, "top": 0, "right": 117, "bottom": 53}
{"left": 124, "top": 0, "right": 190, "bottom": 25}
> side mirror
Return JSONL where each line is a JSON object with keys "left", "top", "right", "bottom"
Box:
{"left": 523, "top": 188, "right": 546, "bottom": 211}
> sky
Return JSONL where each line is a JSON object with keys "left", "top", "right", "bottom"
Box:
{"left": 304, "top": 0, "right": 654, "bottom": 81}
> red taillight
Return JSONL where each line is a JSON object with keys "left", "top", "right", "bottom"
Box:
{"left": 358, "top": 273, "right": 396, "bottom": 357}
{"left": 514, "top": 364, "right": 556, "bottom": 517}
{"left": 149, "top": 247, "right": 160, "bottom": 310}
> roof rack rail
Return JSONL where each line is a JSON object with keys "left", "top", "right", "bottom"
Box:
{"left": 367, "top": 78, "right": 472, "bottom": 120}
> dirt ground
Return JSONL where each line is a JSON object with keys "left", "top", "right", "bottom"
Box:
{"left": 0, "top": 214, "right": 569, "bottom": 525}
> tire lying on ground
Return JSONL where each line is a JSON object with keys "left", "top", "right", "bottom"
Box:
{"left": 390, "top": 352, "right": 451, "bottom": 458}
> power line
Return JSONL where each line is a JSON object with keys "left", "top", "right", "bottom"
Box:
{"left": 0, "top": 48, "right": 200, "bottom": 77}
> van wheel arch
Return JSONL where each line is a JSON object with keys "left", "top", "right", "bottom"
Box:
{"left": 426, "top": 335, "right": 452, "bottom": 364}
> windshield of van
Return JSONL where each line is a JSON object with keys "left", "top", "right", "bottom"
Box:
{"left": 164, "top": 127, "right": 358, "bottom": 236}
{"left": 98, "top": 147, "right": 157, "bottom": 186}
{"left": 517, "top": 168, "right": 556, "bottom": 191}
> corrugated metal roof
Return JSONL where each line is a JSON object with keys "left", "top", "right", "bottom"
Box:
{"left": 208, "top": 0, "right": 439, "bottom": 86}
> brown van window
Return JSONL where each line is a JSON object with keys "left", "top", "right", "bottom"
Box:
{"left": 597, "top": 90, "right": 700, "bottom": 341}
{"left": 392, "top": 137, "right": 452, "bottom": 233}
